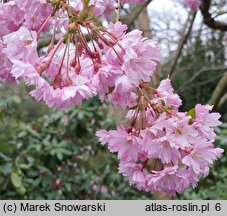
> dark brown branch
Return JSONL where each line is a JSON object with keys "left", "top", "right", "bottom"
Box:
{"left": 177, "top": 66, "right": 227, "bottom": 93}
{"left": 169, "top": 12, "right": 197, "bottom": 80}
{"left": 200, "top": 0, "right": 227, "bottom": 31}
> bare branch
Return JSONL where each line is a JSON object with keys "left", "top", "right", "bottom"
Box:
{"left": 169, "top": 12, "right": 197, "bottom": 79}
{"left": 121, "top": 0, "right": 153, "bottom": 27}
{"left": 178, "top": 66, "right": 227, "bottom": 93}
{"left": 200, "top": 0, "right": 227, "bottom": 31}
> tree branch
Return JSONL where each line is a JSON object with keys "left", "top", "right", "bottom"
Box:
{"left": 208, "top": 72, "right": 227, "bottom": 109}
{"left": 121, "top": 0, "right": 153, "bottom": 27}
{"left": 169, "top": 12, "right": 197, "bottom": 79}
{"left": 200, "top": 0, "right": 227, "bottom": 31}
{"left": 177, "top": 66, "right": 227, "bottom": 93}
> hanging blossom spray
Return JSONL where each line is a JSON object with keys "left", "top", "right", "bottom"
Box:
{"left": 0, "top": 0, "right": 223, "bottom": 196}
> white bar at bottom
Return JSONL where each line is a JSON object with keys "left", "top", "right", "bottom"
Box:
{"left": 0, "top": 200, "right": 226, "bottom": 216}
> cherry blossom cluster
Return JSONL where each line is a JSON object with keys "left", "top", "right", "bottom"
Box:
{"left": 0, "top": 0, "right": 223, "bottom": 196}
{"left": 96, "top": 79, "right": 223, "bottom": 196}
{"left": 0, "top": 0, "right": 158, "bottom": 109}
{"left": 183, "top": 0, "right": 201, "bottom": 11}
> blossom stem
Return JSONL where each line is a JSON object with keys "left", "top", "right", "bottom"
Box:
{"left": 99, "top": 29, "right": 125, "bottom": 52}
{"left": 115, "top": 0, "right": 121, "bottom": 22}
{"left": 37, "top": 13, "right": 52, "bottom": 38}
{"left": 66, "top": 37, "right": 73, "bottom": 85}
{"left": 52, "top": 37, "right": 69, "bottom": 88}
{"left": 48, "top": 14, "right": 57, "bottom": 52}
{"left": 36, "top": 37, "right": 64, "bottom": 74}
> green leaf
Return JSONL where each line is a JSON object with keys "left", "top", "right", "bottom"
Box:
{"left": 12, "top": 96, "right": 21, "bottom": 104}
{"left": 0, "top": 163, "right": 12, "bottom": 175}
{"left": 16, "top": 186, "right": 26, "bottom": 196}
{"left": 0, "top": 143, "right": 15, "bottom": 153}
{"left": 18, "top": 131, "right": 27, "bottom": 138}
{"left": 56, "top": 152, "right": 63, "bottom": 161}
{"left": 11, "top": 172, "right": 22, "bottom": 188}
{"left": 19, "top": 164, "right": 29, "bottom": 170}
{"left": 187, "top": 108, "right": 195, "bottom": 119}
{"left": 0, "top": 152, "right": 12, "bottom": 161}
{"left": 161, "top": 100, "right": 166, "bottom": 107}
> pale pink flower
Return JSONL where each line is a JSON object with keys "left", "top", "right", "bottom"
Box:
{"left": 3, "top": 26, "right": 38, "bottom": 64}
{"left": 193, "top": 104, "right": 222, "bottom": 129}
{"left": 183, "top": 0, "right": 201, "bottom": 11}
{"left": 0, "top": 39, "right": 14, "bottom": 82}
{"left": 14, "top": 0, "right": 53, "bottom": 32}
{"left": 152, "top": 78, "right": 182, "bottom": 110}
{"left": 182, "top": 140, "right": 223, "bottom": 174}
{"left": 193, "top": 104, "right": 222, "bottom": 141}
{"left": 119, "top": 160, "right": 146, "bottom": 190}
{"left": 0, "top": 2, "right": 24, "bottom": 37}
{"left": 96, "top": 124, "right": 140, "bottom": 161}
{"left": 147, "top": 165, "right": 184, "bottom": 196}
{"left": 167, "top": 114, "right": 197, "bottom": 149}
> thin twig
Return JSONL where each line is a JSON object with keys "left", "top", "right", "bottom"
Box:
{"left": 115, "top": 0, "right": 121, "bottom": 22}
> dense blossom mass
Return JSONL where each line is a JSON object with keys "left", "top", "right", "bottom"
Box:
{"left": 0, "top": 0, "right": 223, "bottom": 196}
{"left": 97, "top": 80, "right": 223, "bottom": 196}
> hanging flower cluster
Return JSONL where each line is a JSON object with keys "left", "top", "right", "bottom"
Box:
{"left": 96, "top": 79, "right": 223, "bottom": 196}
{"left": 0, "top": 0, "right": 223, "bottom": 196}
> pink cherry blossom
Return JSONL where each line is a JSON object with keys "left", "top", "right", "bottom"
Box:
{"left": 147, "top": 165, "right": 184, "bottom": 196}
{"left": 0, "top": 2, "right": 24, "bottom": 37}
{"left": 97, "top": 124, "right": 141, "bottom": 161}
{"left": 183, "top": 0, "right": 201, "bottom": 11}
{"left": 0, "top": 39, "right": 14, "bottom": 82}
{"left": 14, "top": 0, "right": 53, "bottom": 32}
{"left": 151, "top": 78, "right": 182, "bottom": 110}
{"left": 182, "top": 140, "right": 223, "bottom": 174}
{"left": 194, "top": 104, "right": 222, "bottom": 129}
{"left": 193, "top": 104, "right": 222, "bottom": 141}
{"left": 3, "top": 26, "right": 38, "bottom": 64}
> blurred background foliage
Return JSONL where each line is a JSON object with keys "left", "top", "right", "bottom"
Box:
{"left": 173, "top": 31, "right": 225, "bottom": 111}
